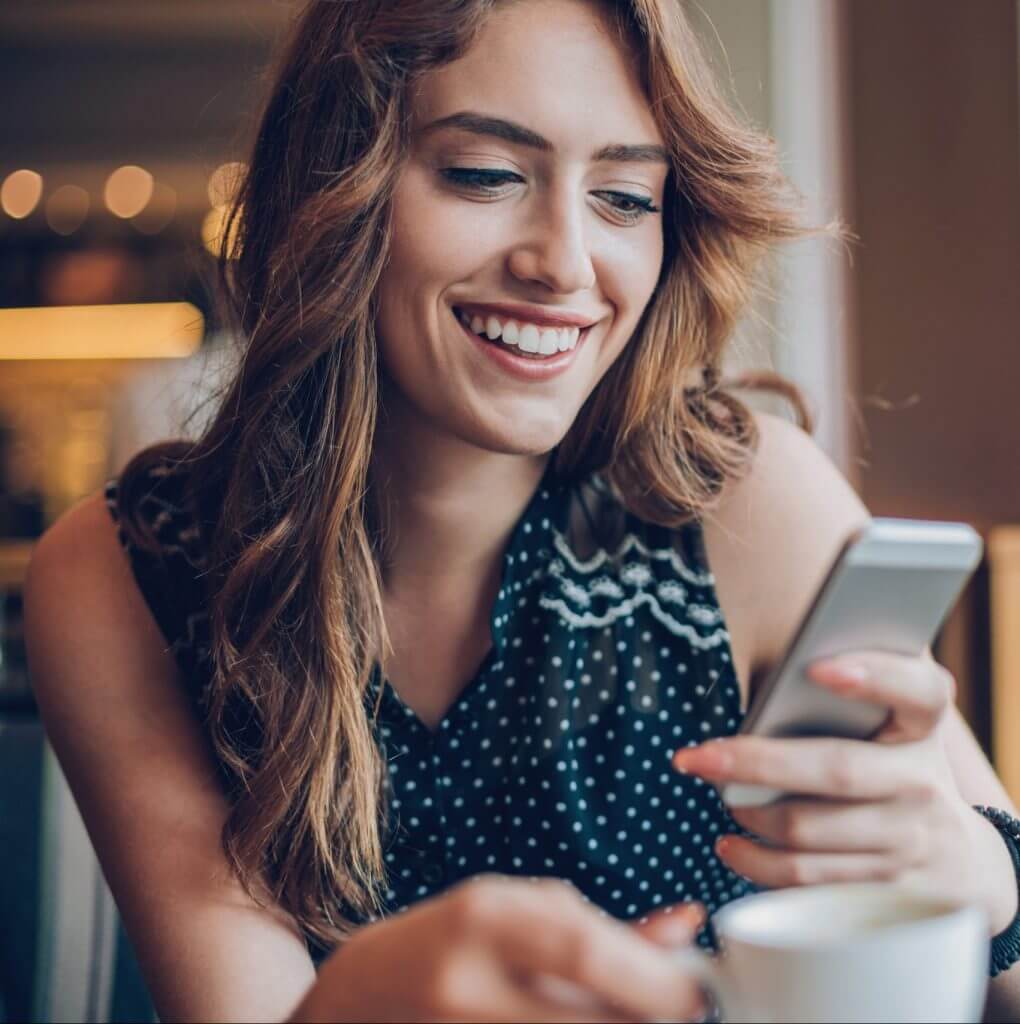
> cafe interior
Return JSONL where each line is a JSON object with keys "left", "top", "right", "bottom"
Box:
{"left": 1, "top": 0, "right": 1018, "bottom": 1020}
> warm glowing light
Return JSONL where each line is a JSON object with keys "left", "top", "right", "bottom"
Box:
{"left": 207, "top": 161, "right": 246, "bottom": 208}
{"left": 202, "top": 204, "right": 241, "bottom": 257}
{"left": 131, "top": 182, "right": 177, "bottom": 235}
{"left": 1, "top": 169, "right": 44, "bottom": 219}
{"left": 0, "top": 303, "right": 204, "bottom": 360}
{"left": 46, "top": 185, "right": 90, "bottom": 235}
{"left": 105, "top": 165, "right": 155, "bottom": 219}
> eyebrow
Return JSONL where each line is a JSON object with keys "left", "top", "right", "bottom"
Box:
{"left": 420, "top": 111, "right": 670, "bottom": 166}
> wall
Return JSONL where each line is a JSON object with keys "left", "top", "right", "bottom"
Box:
{"left": 847, "top": 0, "right": 1020, "bottom": 528}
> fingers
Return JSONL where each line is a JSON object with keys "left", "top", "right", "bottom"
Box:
{"left": 631, "top": 902, "right": 706, "bottom": 946}
{"left": 808, "top": 652, "right": 954, "bottom": 742}
{"left": 714, "top": 834, "right": 904, "bottom": 889}
{"left": 674, "top": 734, "right": 927, "bottom": 802}
{"left": 728, "top": 797, "right": 912, "bottom": 854}
{"left": 479, "top": 879, "right": 703, "bottom": 1022}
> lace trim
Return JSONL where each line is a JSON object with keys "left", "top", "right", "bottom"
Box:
{"left": 550, "top": 529, "right": 713, "bottom": 586}
{"left": 538, "top": 592, "right": 729, "bottom": 649}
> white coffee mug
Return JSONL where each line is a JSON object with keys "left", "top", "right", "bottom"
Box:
{"left": 672, "top": 882, "right": 989, "bottom": 1023}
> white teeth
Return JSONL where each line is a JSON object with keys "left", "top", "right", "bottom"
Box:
{"left": 458, "top": 308, "right": 586, "bottom": 357}
{"left": 518, "top": 324, "right": 540, "bottom": 353}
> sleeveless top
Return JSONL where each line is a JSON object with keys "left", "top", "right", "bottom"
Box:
{"left": 104, "top": 456, "right": 753, "bottom": 953}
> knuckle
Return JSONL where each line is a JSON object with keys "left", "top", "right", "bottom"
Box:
{"left": 426, "top": 960, "right": 472, "bottom": 1017}
{"left": 828, "top": 747, "right": 862, "bottom": 795}
{"left": 785, "top": 854, "right": 815, "bottom": 887}
{"left": 563, "top": 930, "right": 601, "bottom": 983}
{"left": 781, "top": 806, "right": 812, "bottom": 848}
{"left": 448, "top": 877, "right": 504, "bottom": 934}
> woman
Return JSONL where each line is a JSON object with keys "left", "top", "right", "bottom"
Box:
{"left": 24, "top": 0, "right": 1020, "bottom": 1020}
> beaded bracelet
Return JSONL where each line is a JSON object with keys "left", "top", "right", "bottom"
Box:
{"left": 972, "top": 805, "right": 1020, "bottom": 976}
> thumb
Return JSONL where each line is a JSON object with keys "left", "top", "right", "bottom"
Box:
{"left": 631, "top": 901, "right": 706, "bottom": 947}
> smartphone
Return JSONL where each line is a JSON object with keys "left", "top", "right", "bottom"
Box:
{"left": 720, "top": 517, "right": 983, "bottom": 808}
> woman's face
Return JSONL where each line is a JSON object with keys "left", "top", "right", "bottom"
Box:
{"left": 375, "top": 0, "right": 668, "bottom": 456}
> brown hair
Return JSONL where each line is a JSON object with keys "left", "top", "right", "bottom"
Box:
{"left": 117, "top": 0, "right": 809, "bottom": 949}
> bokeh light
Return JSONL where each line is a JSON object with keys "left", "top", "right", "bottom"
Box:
{"left": 1, "top": 169, "right": 44, "bottom": 219}
{"left": 131, "top": 182, "right": 177, "bottom": 235}
{"left": 206, "top": 161, "right": 246, "bottom": 208}
{"left": 104, "top": 165, "right": 155, "bottom": 219}
{"left": 201, "top": 203, "right": 241, "bottom": 257}
{"left": 45, "top": 185, "right": 90, "bottom": 236}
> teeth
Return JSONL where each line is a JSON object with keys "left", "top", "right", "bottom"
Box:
{"left": 458, "top": 308, "right": 586, "bottom": 357}
{"left": 518, "top": 324, "right": 540, "bottom": 353}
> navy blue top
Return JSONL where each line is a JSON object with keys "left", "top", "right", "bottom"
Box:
{"left": 104, "top": 456, "right": 752, "bottom": 950}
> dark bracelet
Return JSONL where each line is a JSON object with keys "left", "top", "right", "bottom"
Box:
{"left": 973, "top": 804, "right": 1020, "bottom": 976}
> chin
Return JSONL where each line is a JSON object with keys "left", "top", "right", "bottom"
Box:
{"left": 460, "top": 407, "right": 574, "bottom": 457}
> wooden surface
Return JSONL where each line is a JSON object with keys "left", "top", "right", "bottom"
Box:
{"left": 989, "top": 528, "right": 1020, "bottom": 802}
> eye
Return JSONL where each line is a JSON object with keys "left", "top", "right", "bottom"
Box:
{"left": 440, "top": 168, "right": 524, "bottom": 193}
{"left": 593, "top": 190, "right": 661, "bottom": 224}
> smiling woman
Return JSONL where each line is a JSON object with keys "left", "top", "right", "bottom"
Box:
{"left": 24, "top": 1, "right": 1020, "bottom": 1022}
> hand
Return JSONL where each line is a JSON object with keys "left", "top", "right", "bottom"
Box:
{"left": 295, "top": 875, "right": 706, "bottom": 1022}
{"left": 672, "top": 652, "right": 1014, "bottom": 931}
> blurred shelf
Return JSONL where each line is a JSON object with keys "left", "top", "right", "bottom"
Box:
{"left": 0, "top": 1, "right": 298, "bottom": 43}
{"left": 0, "top": 541, "right": 33, "bottom": 589}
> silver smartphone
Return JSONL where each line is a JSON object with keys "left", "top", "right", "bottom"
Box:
{"left": 720, "top": 517, "right": 983, "bottom": 808}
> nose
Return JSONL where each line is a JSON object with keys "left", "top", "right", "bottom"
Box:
{"left": 507, "top": 191, "right": 596, "bottom": 294}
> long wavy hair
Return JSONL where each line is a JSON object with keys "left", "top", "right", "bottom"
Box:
{"left": 116, "top": 0, "right": 810, "bottom": 948}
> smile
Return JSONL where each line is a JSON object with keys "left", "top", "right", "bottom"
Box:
{"left": 455, "top": 307, "right": 580, "bottom": 357}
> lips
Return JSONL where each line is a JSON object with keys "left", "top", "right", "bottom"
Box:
{"left": 452, "top": 305, "right": 593, "bottom": 382}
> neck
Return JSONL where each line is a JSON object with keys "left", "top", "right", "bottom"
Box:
{"left": 370, "top": 404, "right": 549, "bottom": 601}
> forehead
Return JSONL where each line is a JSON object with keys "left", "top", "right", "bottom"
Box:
{"left": 410, "top": 0, "right": 663, "bottom": 152}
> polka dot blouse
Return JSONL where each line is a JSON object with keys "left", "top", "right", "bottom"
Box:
{"left": 104, "top": 456, "right": 753, "bottom": 953}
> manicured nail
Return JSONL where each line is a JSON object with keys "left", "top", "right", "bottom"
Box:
{"left": 716, "top": 836, "right": 732, "bottom": 856}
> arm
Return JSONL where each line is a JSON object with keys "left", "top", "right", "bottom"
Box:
{"left": 24, "top": 494, "right": 317, "bottom": 1022}
{"left": 702, "top": 413, "right": 1020, "bottom": 1019}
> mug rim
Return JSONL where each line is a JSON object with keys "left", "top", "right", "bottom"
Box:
{"left": 712, "top": 881, "right": 984, "bottom": 951}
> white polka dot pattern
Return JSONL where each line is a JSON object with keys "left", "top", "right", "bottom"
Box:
{"left": 106, "top": 458, "right": 754, "bottom": 953}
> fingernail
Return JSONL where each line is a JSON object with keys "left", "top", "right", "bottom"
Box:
{"left": 673, "top": 742, "right": 732, "bottom": 777}
{"left": 815, "top": 660, "right": 870, "bottom": 685}
{"left": 716, "top": 836, "right": 732, "bottom": 857}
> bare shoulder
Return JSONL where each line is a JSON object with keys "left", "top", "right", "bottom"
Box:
{"left": 702, "top": 412, "right": 870, "bottom": 692}
{"left": 26, "top": 490, "right": 149, "bottom": 642}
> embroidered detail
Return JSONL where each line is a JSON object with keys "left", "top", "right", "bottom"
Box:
{"left": 655, "top": 580, "right": 688, "bottom": 605}
{"left": 558, "top": 577, "right": 593, "bottom": 608}
{"left": 539, "top": 593, "right": 729, "bottom": 650}
{"left": 687, "top": 603, "right": 724, "bottom": 627}
{"left": 541, "top": 528, "right": 726, "bottom": 646}
{"left": 550, "top": 530, "right": 713, "bottom": 586}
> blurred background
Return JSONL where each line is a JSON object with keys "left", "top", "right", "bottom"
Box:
{"left": 0, "top": 1, "right": 1017, "bottom": 1020}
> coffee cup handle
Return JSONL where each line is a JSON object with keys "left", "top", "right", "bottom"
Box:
{"left": 670, "top": 947, "right": 744, "bottom": 1023}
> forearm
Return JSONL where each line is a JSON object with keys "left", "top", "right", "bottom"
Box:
{"left": 968, "top": 811, "right": 1020, "bottom": 935}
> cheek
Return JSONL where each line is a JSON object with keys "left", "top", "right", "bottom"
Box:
{"left": 383, "top": 171, "right": 494, "bottom": 295}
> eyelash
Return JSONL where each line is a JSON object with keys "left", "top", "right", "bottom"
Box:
{"left": 440, "top": 168, "right": 661, "bottom": 223}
